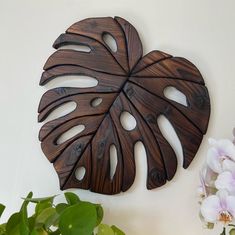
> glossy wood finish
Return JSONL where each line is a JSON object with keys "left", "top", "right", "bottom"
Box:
{"left": 38, "top": 16, "right": 210, "bottom": 195}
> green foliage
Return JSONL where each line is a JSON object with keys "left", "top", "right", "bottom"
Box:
{"left": 0, "top": 192, "right": 125, "bottom": 235}
{"left": 0, "top": 204, "right": 5, "bottom": 219}
{"left": 230, "top": 228, "right": 235, "bottom": 235}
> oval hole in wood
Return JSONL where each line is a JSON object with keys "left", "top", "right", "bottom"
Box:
{"left": 90, "top": 97, "right": 103, "bottom": 107}
{"left": 75, "top": 166, "right": 86, "bottom": 181}
{"left": 102, "top": 33, "right": 117, "bottom": 52}
{"left": 45, "top": 101, "right": 77, "bottom": 122}
{"left": 45, "top": 75, "right": 98, "bottom": 89}
{"left": 59, "top": 44, "right": 91, "bottom": 52}
{"left": 56, "top": 124, "right": 85, "bottom": 145}
{"left": 157, "top": 115, "right": 183, "bottom": 166}
{"left": 120, "top": 111, "right": 137, "bottom": 131}
{"left": 164, "top": 86, "right": 188, "bottom": 106}
{"left": 109, "top": 144, "right": 118, "bottom": 180}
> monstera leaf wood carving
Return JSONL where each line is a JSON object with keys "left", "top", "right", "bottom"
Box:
{"left": 38, "top": 16, "right": 210, "bottom": 195}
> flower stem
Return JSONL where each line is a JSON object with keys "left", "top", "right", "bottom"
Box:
{"left": 220, "top": 227, "right": 226, "bottom": 235}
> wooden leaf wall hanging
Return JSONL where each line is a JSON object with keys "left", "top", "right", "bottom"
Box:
{"left": 38, "top": 16, "right": 210, "bottom": 195}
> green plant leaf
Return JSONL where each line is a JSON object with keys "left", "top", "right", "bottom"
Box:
{"left": 19, "top": 192, "right": 33, "bottom": 235}
{"left": 0, "top": 224, "right": 6, "bottom": 235}
{"left": 64, "top": 192, "right": 80, "bottom": 205}
{"left": 55, "top": 203, "right": 68, "bottom": 214}
{"left": 59, "top": 202, "right": 97, "bottom": 235}
{"left": 95, "top": 205, "right": 104, "bottom": 226}
{"left": 35, "top": 200, "right": 53, "bottom": 216}
{"left": 111, "top": 225, "right": 125, "bottom": 235}
{"left": 97, "top": 224, "right": 114, "bottom": 235}
{"left": 30, "top": 228, "right": 48, "bottom": 235}
{"left": 28, "top": 216, "right": 36, "bottom": 232}
{"left": 6, "top": 212, "right": 21, "bottom": 235}
{"left": 23, "top": 196, "right": 56, "bottom": 204}
{"left": 230, "top": 228, "right": 235, "bottom": 235}
{"left": 35, "top": 207, "right": 58, "bottom": 229}
{"left": 0, "top": 204, "right": 5, "bottom": 218}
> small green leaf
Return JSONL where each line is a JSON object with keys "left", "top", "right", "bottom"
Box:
{"left": 35, "top": 207, "right": 58, "bottom": 228}
{"left": 96, "top": 205, "right": 104, "bottom": 226}
{"left": 97, "top": 224, "right": 114, "bottom": 235}
{"left": 28, "top": 216, "right": 36, "bottom": 231}
{"left": 35, "top": 200, "right": 53, "bottom": 216}
{"left": 0, "top": 224, "right": 6, "bottom": 235}
{"left": 59, "top": 202, "right": 97, "bottom": 235}
{"left": 111, "top": 225, "right": 125, "bottom": 235}
{"left": 64, "top": 192, "right": 80, "bottom": 205}
{"left": 23, "top": 195, "right": 56, "bottom": 204}
{"left": 230, "top": 228, "right": 235, "bottom": 235}
{"left": 6, "top": 212, "right": 21, "bottom": 235}
{"left": 0, "top": 204, "right": 5, "bottom": 218}
{"left": 56, "top": 203, "right": 68, "bottom": 214}
{"left": 19, "top": 192, "right": 33, "bottom": 235}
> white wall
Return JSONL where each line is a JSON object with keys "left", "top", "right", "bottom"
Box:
{"left": 0, "top": 0, "right": 235, "bottom": 234}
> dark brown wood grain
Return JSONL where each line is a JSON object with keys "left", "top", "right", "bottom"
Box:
{"left": 38, "top": 16, "right": 210, "bottom": 195}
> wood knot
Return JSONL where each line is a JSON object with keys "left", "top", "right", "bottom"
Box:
{"left": 150, "top": 169, "right": 166, "bottom": 185}
{"left": 193, "top": 94, "right": 205, "bottom": 109}
{"left": 146, "top": 114, "right": 157, "bottom": 124}
{"left": 163, "top": 105, "right": 172, "bottom": 115}
{"left": 55, "top": 87, "right": 67, "bottom": 95}
{"left": 97, "top": 141, "right": 105, "bottom": 158}
{"left": 71, "top": 143, "right": 83, "bottom": 157}
{"left": 125, "top": 87, "right": 134, "bottom": 98}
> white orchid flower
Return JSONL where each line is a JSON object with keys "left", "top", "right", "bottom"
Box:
{"left": 198, "top": 165, "right": 217, "bottom": 199}
{"left": 207, "top": 138, "right": 235, "bottom": 173}
{"left": 201, "top": 190, "right": 235, "bottom": 224}
{"left": 215, "top": 168, "right": 235, "bottom": 194}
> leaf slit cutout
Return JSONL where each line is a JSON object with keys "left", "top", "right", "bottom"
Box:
{"left": 57, "top": 124, "right": 85, "bottom": 145}
{"left": 58, "top": 44, "right": 91, "bottom": 52}
{"left": 41, "top": 101, "right": 77, "bottom": 122}
{"left": 44, "top": 75, "right": 98, "bottom": 89}
{"left": 42, "top": 65, "right": 127, "bottom": 83}
{"left": 133, "top": 141, "right": 148, "bottom": 188}
{"left": 157, "top": 115, "right": 183, "bottom": 167}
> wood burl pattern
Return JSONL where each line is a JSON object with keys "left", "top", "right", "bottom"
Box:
{"left": 38, "top": 16, "right": 210, "bottom": 195}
